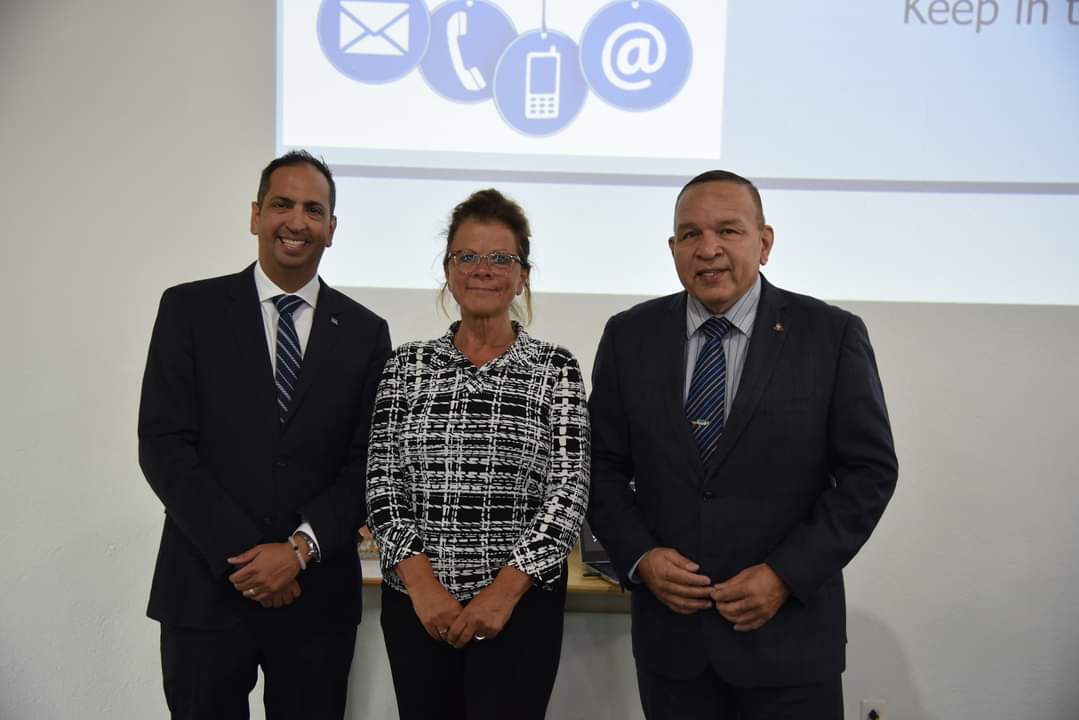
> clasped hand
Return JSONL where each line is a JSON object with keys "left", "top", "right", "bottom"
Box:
{"left": 227, "top": 542, "right": 303, "bottom": 608}
{"left": 637, "top": 547, "right": 713, "bottom": 615}
{"left": 640, "top": 549, "right": 789, "bottom": 630}
{"left": 711, "top": 563, "right": 789, "bottom": 632}
{"left": 399, "top": 556, "right": 529, "bottom": 649}
{"left": 444, "top": 566, "right": 530, "bottom": 648}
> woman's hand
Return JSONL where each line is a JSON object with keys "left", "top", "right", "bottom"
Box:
{"left": 396, "top": 554, "right": 463, "bottom": 641}
{"left": 446, "top": 566, "right": 532, "bottom": 649}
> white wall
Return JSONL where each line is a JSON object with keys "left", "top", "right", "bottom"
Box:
{"left": 2, "top": 2, "right": 1077, "bottom": 718}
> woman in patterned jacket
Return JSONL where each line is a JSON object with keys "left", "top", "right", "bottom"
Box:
{"left": 366, "top": 188, "right": 590, "bottom": 720}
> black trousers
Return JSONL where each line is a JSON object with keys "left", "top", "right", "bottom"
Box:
{"left": 637, "top": 663, "right": 843, "bottom": 720}
{"left": 160, "top": 614, "right": 357, "bottom": 720}
{"left": 380, "top": 577, "right": 567, "bottom": 720}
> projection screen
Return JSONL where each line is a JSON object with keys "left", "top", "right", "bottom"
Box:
{"left": 277, "top": 0, "right": 1079, "bottom": 305}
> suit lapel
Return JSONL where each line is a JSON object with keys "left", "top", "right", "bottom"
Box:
{"left": 225, "top": 265, "right": 278, "bottom": 436}
{"left": 280, "top": 280, "right": 341, "bottom": 429}
{"left": 705, "top": 276, "right": 789, "bottom": 476}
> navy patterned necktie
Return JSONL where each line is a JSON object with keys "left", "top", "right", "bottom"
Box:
{"left": 685, "top": 316, "right": 734, "bottom": 460}
{"left": 273, "top": 294, "right": 305, "bottom": 422}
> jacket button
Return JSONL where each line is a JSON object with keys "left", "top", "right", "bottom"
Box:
{"left": 703, "top": 490, "right": 715, "bottom": 501}
{"left": 262, "top": 516, "right": 273, "bottom": 526}
{"left": 274, "top": 459, "right": 287, "bottom": 468}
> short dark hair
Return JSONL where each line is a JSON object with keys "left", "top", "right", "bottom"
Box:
{"left": 676, "top": 170, "right": 765, "bottom": 227}
{"left": 256, "top": 150, "right": 336, "bottom": 214}
{"left": 440, "top": 188, "right": 534, "bottom": 324}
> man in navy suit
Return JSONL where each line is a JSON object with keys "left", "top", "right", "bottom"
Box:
{"left": 588, "top": 171, "right": 897, "bottom": 719}
{"left": 138, "top": 151, "right": 390, "bottom": 718}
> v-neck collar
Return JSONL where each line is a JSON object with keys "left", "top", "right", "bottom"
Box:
{"left": 432, "top": 321, "right": 538, "bottom": 372}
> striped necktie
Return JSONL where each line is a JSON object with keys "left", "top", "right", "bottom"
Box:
{"left": 273, "top": 294, "right": 305, "bottom": 422}
{"left": 685, "top": 316, "right": 734, "bottom": 460}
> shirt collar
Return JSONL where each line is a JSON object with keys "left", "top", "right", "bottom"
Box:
{"left": 254, "top": 261, "right": 321, "bottom": 310}
{"left": 685, "top": 274, "right": 762, "bottom": 340}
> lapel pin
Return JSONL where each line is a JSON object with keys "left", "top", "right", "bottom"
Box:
{"left": 331, "top": 315, "right": 339, "bottom": 326}
{"left": 772, "top": 323, "right": 784, "bottom": 332}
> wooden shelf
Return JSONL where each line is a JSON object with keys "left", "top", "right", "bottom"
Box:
{"left": 566, "top": 551, "right": 623, "bottom": 595}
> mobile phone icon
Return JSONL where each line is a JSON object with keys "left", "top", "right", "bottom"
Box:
{"left": 525, "top": 45, "right": 561, "bottom": 119}
{"left": 447, "top": 10, "right": 485, "bottom": 92}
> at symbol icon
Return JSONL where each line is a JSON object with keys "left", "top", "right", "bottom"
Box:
{"left": 601, "top": 22, "right": 667, "bottom": 91}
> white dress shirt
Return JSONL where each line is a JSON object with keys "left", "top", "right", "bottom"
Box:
{"left": 253, "top": 262, "right": 320, "bottom": 374}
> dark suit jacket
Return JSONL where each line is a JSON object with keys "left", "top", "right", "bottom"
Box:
{"left": 138, "top": 264, "right": 390, "bottom": 630}
{"left": 588, "top": 276, "right": 897, "bottom": 687}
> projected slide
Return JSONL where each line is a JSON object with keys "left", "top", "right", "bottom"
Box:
{"left": 277, "top": 1, "right": 1079, "bottom": 304}
{"left": 281, "top": 0, "right": 720, "bottom": 177}
{"left": 279, "top": 0, "right": 1078, "bottom": 185}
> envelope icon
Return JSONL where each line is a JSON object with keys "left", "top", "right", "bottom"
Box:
{"left": 339, "top": 1, "right": 411, "bottom": 56}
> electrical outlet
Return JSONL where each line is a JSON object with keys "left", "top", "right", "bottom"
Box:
{"left": 860, "top": 699, "right": 886, "bottom": 720}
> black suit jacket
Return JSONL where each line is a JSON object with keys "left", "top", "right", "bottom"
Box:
{"left": 588, "top": 276, "right": 897, "bottom": 687}
{"left": 138, "top": 264, "right": 390, "bottom": 630}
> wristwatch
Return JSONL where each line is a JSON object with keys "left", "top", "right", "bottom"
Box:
{"left": 295, "top": 531, "right": 320, "bottom": 563}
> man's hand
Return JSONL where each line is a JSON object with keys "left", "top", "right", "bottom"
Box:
{"left": 637, "top": 547, "right": 713, "bottom": 615}
{"left": 445, "top": 566, "right": 531, "bottom": 649}
{"left": 259, "top": 579, "right": 302, "bottom": 609}
{"left": 711, "top": 563, "right": 790, "bottom": 631}
{"left": 395, "top": 554, "right": 464, "bottom": 641}
{"left": 227, "top": 542, "right": 301, "bottom": 603}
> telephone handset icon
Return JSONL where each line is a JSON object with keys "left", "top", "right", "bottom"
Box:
{"left": 447, "top": 10, "right": 486, "bottom": 92}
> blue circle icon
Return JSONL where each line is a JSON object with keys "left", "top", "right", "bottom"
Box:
{"left": 580, "top": 0, "right": 692, "bottom": 111}
{"left": 317, "top": 0, "right": 431, "bottom": 84}
{"left": 420, "top": 0, "right": 517, "bottom": 103}
{"left": 492, "top": 30, "right": 588, "bottom": 137}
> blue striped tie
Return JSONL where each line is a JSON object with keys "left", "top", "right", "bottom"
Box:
{"left": 273, "top": 294, "right": 305, "bottom": 422}
{"left": 685, "top": 316, "right": 734, "bottom": 460}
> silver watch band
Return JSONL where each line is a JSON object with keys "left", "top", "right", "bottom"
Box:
{"left": 296, "top": 531, "right": 320, "bottom": 563}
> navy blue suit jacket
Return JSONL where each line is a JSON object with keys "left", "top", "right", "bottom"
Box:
{"left": 588, "top": 276, "right": 897, "bottom": 687}
{"left": 138, "top": 264, "right": 390, "bottom": 630}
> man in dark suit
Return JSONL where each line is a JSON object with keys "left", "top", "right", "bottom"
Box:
{"left": 588, "top": 170, "right": 898, "bottom": 719}
{"left": 138, "top": 151, "right": 391, "bottom": 718}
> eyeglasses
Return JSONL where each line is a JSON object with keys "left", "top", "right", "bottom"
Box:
{"left": 448, "top": 251, "right": 523, "bottom": 273}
